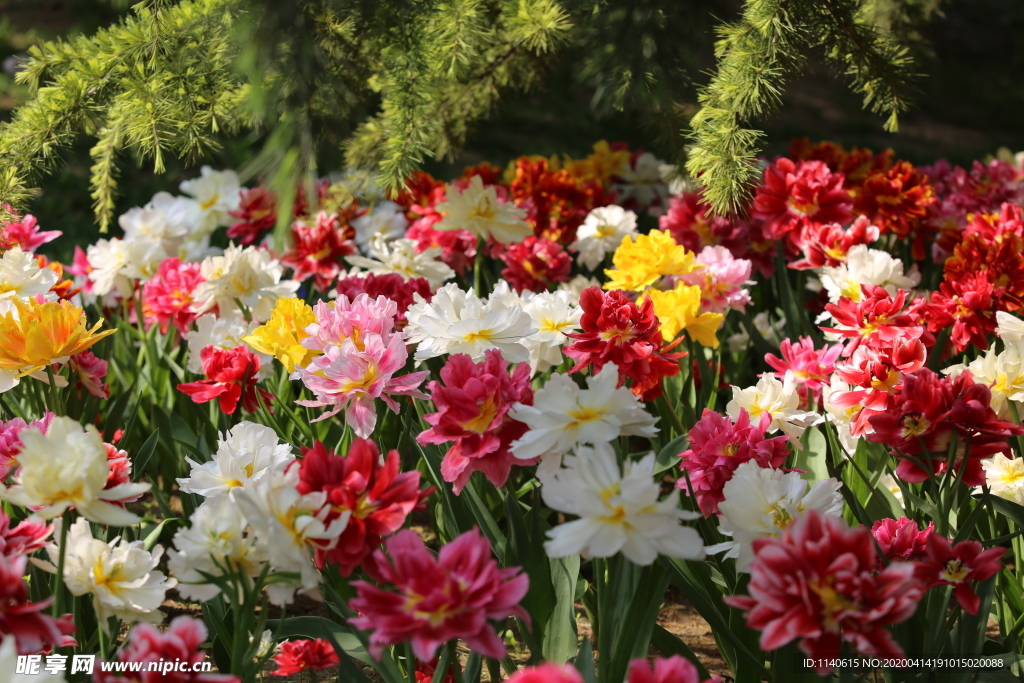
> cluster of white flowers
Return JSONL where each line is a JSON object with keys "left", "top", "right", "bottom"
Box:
{"left": 726, "top": 371, "right": 822, "bottom": 441}
{"left": 1, "top": 417, "right": 149, "bottom": 526}
{"left": 539, "top": 444, "right": 704, "bottom": 565}
{"left": 570, "top": 205, "right": 638, "bottom": 271}
{"left": 46, "top": 518, "right": 176, "bottom": 631}
{"left": 346, "top": 235, "right": 454, "bottom": 287}
{"left": 87, "top": 168, "right": 241, "bottom": 297}
{"left": 706, "top": 461, "right": 843, "bottom": 571}
{"left": 510, "top": 363, "right": 658, "bottom": 464}
{"left": 0, "top": 246, "right": 58, "bottom": 303}
{"left": 351, "top": 200, "right": 409, "bottom": 251}
{"left": 173, "top": 422, "right": 345, "bottom": 606}
{"left": 433, "top": 176, "right": 531, "bottom": 244}
{"left": 818, "top": 244, "right": 920, "bottom": 306}
{"left": 192, "top": 243, "right": 299, "bottom": 322}
{"left": 405, "top": 281, "right": 536, "bottom": 363}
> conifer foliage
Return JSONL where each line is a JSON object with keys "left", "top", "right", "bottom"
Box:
{"left": 0, "top": 0, "right": 919, "bottom": 227}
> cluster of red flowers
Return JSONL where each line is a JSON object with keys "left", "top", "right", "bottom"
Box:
{"left": 872, "top": 517, "right": 1003, "bottom": 616}
{"left": 142, "top": 258, "right": 205, "bottom": 335}
{"left": 498, "top": 235, "right": 572, "bottom": 293}
{"left": 0, "top": 513, "right": 74, "bottom": 655}
{"left": 564, "top": 286, "right": 685, "bottom": 400}
{"left": 925, "top": 202, "right": 1024, "bottom": 349}
{"left": 177, "top": 346, "right": 272, "bottom": 415}
{"left": 726, "top": 511, "right": 923, "bottom": 672}
{"left": 296, "top": 438, "right": 431, "bottom": 575}
{"left": 823, "top": 286, "right": 928, "bottom": 434}
{"left": 349, "top": 527, "right": 529, "bottom": 662}
{"left": 765, "top": 336, "right": 843, "bottom": 408}
{"left": 335, "top": 273, "right": 433, "bottom": 327}
{"left": 269, "top": 638, "right": 339, "bottom": 677}
{"left": 866, "top": 368, "right": 1022, "bottom": 485}
{"left": 677, "top": 409, "right": 791, "bottom": 515}
{"left": 281, "top": 210, "right": 357, "bottom": 291}
{"left": 417, "top": 350, "right": 534, "bottom": 494}
{"left": 507, "top": 157, "right": 609, "bottom": 245}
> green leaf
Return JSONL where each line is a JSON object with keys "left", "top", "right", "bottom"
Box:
{"left": 503, "top": 492, "right": 554, "bottom": 655}
{"left": 543, "top": 554, "right": 580, "bottom": 664}
{"left": 991, "top": 496, "right": 1024, "bottom": 528}
{"left": 655, "top": 435, "right": 686, "bottom": 476}
{"left": 663, "top": 558, "right": 768, "bottom": 679}
{"left": 461, "top": 478, "right": 507, "bottom": 555}
{"left": 143, "top": 518, "right": 183, "bottom": 551}
{"left": 102, "top": 380, "right": 136, "bottom": 441}
{"left": 133, "top": 428, "right": 160, "bottom": 476}
{"left": 606, "top": 562, "right": 671, "bottom": 683}
{"left": 795, "top": 427, "right": 829, "bottom": 484}
{"left": 573, "top": 636, "right": 597, "bottom": 683}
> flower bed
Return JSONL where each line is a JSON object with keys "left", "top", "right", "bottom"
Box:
{"left": 3, "top": 139, "right": 1024, "bottom": 681}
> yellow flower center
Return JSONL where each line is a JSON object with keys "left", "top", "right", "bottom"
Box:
{"left": 567, "top": 405, "right": 606, "bottom": 425}
{"left": 92, "top": 558, "right": 124, "bottom": 591}
{"left": 462, "top": 397, "right": 499, "bottom": 434}
{"left": 900, "top": 413, "right": 930, "bottom": 437}
{"left": 351, "top": 494, "right": 378, "bottom": 520}
{"left": 405, "top": 591, "right": 456, "bottom": 627}
{"left": 941, "top": 559, "right": 970, "bottom": 583}
{"left": 870, "top": 369, "right": 901, "bottom": 394}
{"left": 787, "top": 198, "right": 820, "bottom": 216}
{"left": 461, "top": 328, "right": 495, "bottom": 343}
{"left": 469, "top": 198, "right": 497, "bottom": 221}
{"left": 810, "top": 577, "right": 855, "bottom": 630}
{"left": 338, "top": 363, "right": 379, "bottom": 394}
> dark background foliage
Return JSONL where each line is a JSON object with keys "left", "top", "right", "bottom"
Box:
{"left": 2, "top": 0, "right": 1023, "bottom": 261}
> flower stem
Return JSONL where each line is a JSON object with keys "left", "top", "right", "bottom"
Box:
{"left": 98, "top": 621, "right": 109, "bottom": 661}
{"left": 52, "top": 511, "right": 70, "bottom": 618}
{"left": 44, "top": 365, "right": 63, "bottom": 416}
{"left": 658, "top": 394, "right": 687, "bottom": 437}
{"left": 472, "top": 235, "right": 486, "bottom": 298}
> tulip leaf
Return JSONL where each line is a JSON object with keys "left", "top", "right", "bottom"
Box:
{"left": 142, "top": 518, "right": 182, "bottom": 551}
{"left": 573, "top": 637, "right": 597, "bottom": 683}
{"left": 655, "top": 434, "right": 687, "bottom": 476}
{"left": 133, "top": 428, "right": 161, "bottom": 475}
{"left": 503, "top": 491, "right": 553, "bottom": 657}
{"left": 102, "top": 380, "right": 136, "bottom": 441}
{"left": 795, "top": 427, "right": 830, "bottom": 485}
{"left": 543, "top": 554, "right": 580, "bottom": 664}
{"left": 606, "top": 561, "right": 670, "bottom": 683}
{"left": 991, "top": 496, "right": 1024, "bottom": 529}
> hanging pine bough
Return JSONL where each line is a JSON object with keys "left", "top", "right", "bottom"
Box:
{"left": 0, "top": 0, "right": 924, "bottom": 233}
{"left": 2, "top": 135, "right": 1024, "bottom": 680}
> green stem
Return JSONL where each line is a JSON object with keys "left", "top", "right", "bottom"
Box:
{"left": 44, "top": 365, "right": 63, "bottom": 416}
{"left": 52, "top": 511, "right": 70, "bottom": 618}
{"left": 472, "top": 237, "right": 484, "bottom": 298}
{"left": 98, "top": 622, "right": 109, "bottom": 661}
{"left": 658, "top": 394, "right": 687, "bottom": 437}
{"left": 405, "top": 642, "right": 417, "bottom": 683}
